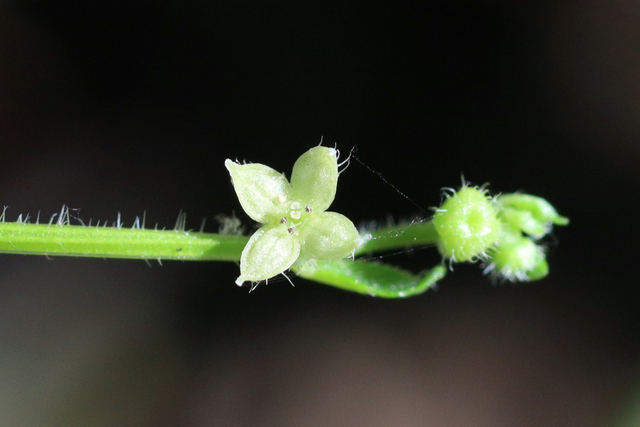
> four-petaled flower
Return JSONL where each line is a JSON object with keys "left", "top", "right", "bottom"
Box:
{"left": 225, "top": 146, "right": 362, "bottom": 286}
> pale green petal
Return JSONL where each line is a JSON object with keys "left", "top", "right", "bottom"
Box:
{"left": 300, "top": 212, "right": 361, "bottom": 260}
{"left": 225, "top": 159, "right": 292, "bottom": 223}
{"left": 290, "top": 146, "right": 338, "bottom": 212}
{"left": 236, "top": 224, "right": 301, "bottom": 286}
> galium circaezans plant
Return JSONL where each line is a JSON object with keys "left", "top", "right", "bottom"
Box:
{"left": 0, "top": 144, "right": 568, "bottom": 297}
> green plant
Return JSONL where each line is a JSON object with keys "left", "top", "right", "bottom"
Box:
{"left": 0, "top": 145, "right": 568, "bottom": 297}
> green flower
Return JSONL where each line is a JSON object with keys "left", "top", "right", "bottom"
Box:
{"left": 225, "top": 146, "right": 362, "bottom": 287}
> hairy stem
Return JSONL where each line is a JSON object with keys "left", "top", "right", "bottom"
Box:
{"left": 0, "top": 222, "right": 247, "bottom": 261}
{"left": 0, "top": 218, "right": 439, "bottom": 263}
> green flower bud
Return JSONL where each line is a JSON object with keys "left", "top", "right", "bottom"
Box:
{"left": 485, "top": 235, "right": 548, "bottom": 282}
{"left": 498, "top": 193, "right": 569, "bottom": 239}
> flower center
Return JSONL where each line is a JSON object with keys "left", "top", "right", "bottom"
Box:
{"left": 279, "top": 201, "right": 313, "bottom": 234}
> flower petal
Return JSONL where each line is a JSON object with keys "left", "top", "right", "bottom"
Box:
{"left": 236, "top": 224, "right": 301, "bottom": 286}
{"left": 225, "top": 159, "right": 292, "bottom": 223}
{"left": 290, "top": 146, "right": 338, "bottom": 212}
{"left": 300, "top": 212, "right": 361, "bottom": 260}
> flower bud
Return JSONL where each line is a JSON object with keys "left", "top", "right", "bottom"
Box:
{"left": 498, "top": 193, "right": 569, "bottom": 239}
{"left": 485, "top": 235, "right": 548, "bottom": 282}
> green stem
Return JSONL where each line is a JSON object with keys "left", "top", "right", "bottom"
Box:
{"left": 0, "top": 218, "right": 439, "bottom": 261}
{"left": 0, "top": 220, "right": 439, "bottom": 260}
{"left": 0, "top": 216, "right": 446, "bottom": 298}
{"left": 356, "top": 220, "right": 438, "bottom": 255}
{"left": 0, "top": 222, "right": 247, "bottom": 261}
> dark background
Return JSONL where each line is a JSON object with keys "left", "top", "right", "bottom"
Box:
{"left": 1, "top": 1, "right": 638, "bottom": 425}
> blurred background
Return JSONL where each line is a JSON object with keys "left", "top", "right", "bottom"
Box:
{"left": 1, "top": 1, "right": 638, "bottom": 425}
